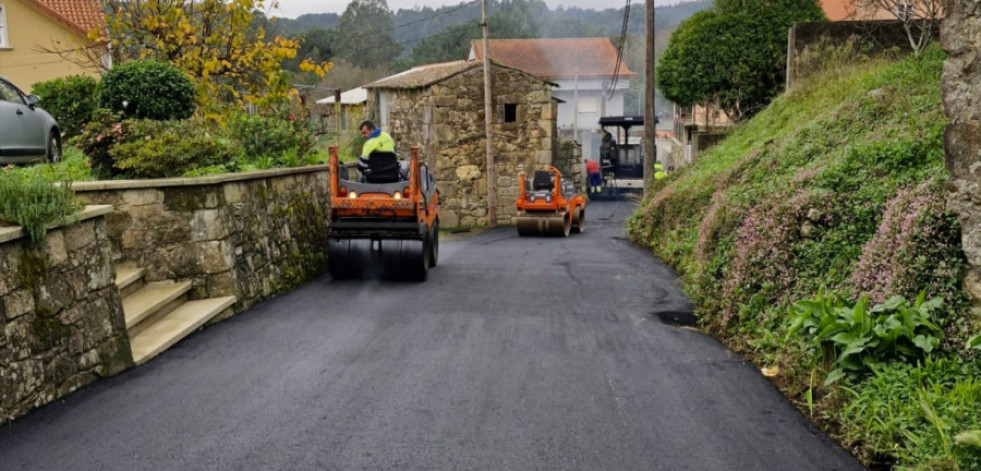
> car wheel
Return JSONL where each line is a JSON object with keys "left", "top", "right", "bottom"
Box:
{"left": 47, "top": 131, "right": 62, "bottom": 164}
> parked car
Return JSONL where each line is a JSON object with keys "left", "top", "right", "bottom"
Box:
{"left": 0, "top": 75, "right": 61, "bottom": 164}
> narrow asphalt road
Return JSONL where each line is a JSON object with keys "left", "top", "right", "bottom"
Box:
{"left": 0, "top": 200, "right": 863, "bottom": 471}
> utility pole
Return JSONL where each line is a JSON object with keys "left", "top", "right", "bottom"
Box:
{"left": 334, "top": 89, "right": 341, "bottom": 141}
{"left": 482, "top": 0, "right": 497, "bottom": 227}
{"left": 643, "top": 0, "right": 656, "bottom": 198}
{"left": 572, "top": 70, "right": 579, "bottom": 143}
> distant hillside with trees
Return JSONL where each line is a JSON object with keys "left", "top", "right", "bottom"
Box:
{"left": 267, "top": 0, "right": 710, "bottom": 114}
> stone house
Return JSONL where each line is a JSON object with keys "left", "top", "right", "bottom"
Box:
{"left": 468, "top": 38, "right": 637, "bottom": 161}
{"left": 363, "top": 60, "right": 558, "bottom": 228}
{"left": 314, "top": 87, "right": 367, "bottom": 133}
{"left": 0, "top": 0, "right": 107, "bottom": 91}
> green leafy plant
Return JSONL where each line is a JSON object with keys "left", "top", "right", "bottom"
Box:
{"left": 73, "top": 108, "right": 132, "bottom": 179}
{"left": 969, "top": 334, "right": 981, "bottom": 350}
{"left": 787, "top": 292, "right": 943, "bottom": 384}
{"left": 111, "top": 120, "right": 240, "bottom": 178}
{"left": 97, "top": 60, "right": 196, "bottom": 120}
{"left": 0, "top": 170, "right": 81, "bottom": 244}
{"left": 224, "top": 111, "right": 315, "bottom": 162}
{"left": 31, "top": 75, "right": 99, "bottom": 139}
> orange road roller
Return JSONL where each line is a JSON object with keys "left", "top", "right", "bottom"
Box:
{"left": 515, "top": 166, "right": 586, "bottom": 237}
{"left": 327, "top": 146, "right": 439, "bottom": 281}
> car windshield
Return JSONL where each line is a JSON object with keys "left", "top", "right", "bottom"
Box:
{"left": 0, "top": 80, "right": 25, "bottom": 105}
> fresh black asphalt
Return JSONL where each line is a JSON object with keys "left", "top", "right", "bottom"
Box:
{"left": 0, "top": 200, "right": 864, "bottom": 470}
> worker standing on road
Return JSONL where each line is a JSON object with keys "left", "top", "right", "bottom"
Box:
{"left": 586, "top": 158, "right": 602, "bottom": 194}
{"left": 357, "top": 120, "right": 395, "bottom": 178}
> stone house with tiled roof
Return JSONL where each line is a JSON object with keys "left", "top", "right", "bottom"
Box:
{"left": 0, "top": 0, "right": 106, "bottom": 91}
{"left": 364, "top": 60, "right": 562, "bottom": 228}
{"left": 468, "top": 38, "right": 636, "bottom": 161}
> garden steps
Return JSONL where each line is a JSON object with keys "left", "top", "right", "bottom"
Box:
{"left": 115, "top": 267, "right": 146, "bottom": 299}
{"left": 115, "top": 267, "right": 236, "bottom": 366}
{"left": 128, "top": 297, "right": 236, "bottom": 366}
{"left": 122, "top": 281, "right": 192, "bottom": 331}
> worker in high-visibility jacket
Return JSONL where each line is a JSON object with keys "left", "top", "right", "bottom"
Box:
{"left": 654, "top": 162, "right": 669, "bottom": 181}
{"left": 357, "top": 120, "right": 396, "bottom": 179}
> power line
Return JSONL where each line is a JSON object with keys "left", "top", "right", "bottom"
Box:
{"left": 607, "top": 0, "right": 630, "bottom": 100}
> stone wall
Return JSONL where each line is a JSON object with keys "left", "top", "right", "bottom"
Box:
{"left": 1, "top": 206, "right": 132, "bottom": 423}
{"left": 942, "top": 0, "right": 981, "bottom": 304}
{"left": 554, "top": 139, "right": 585, "bottom": 194}
{"left": 382, "top": 88, "right": 438, "bottom": 169}
{"left": 380, "top": 65, "right": 555, "bottom": 228}
{"left": 787, "top": 20, "right": 939, "bottom": 87}
{"left": 73, "top": 167, "right": 331, "bottom": 313}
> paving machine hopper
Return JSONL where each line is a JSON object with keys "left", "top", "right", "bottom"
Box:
{"left": 327, "top": 146, "right": 439, "bottom": 281}
{"left": 515, "top": 166, "right": 586, "bottom": 237}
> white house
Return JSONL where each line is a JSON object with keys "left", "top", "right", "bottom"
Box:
{"left": 469, "top": 38, "right": 636, "bottom": 160}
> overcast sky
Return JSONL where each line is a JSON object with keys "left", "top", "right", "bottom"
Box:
{"left": 270, "top": 0, "right": 678, "bottom": 19}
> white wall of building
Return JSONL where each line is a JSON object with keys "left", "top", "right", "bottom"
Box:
{"left": 552, "top": 78, "right": 631, "bottom": 160}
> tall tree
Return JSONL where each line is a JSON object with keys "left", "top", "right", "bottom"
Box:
{"left": 489, "top": 0, "right": 549, "bottom": 38}
{"left": 656, "top": 0, "right": 824, "bottom": 120}
{"left": 334, "top": 0, "right": 402, "bottom": 69}
{"left": 99, "top": 0, "right": 329, "bottom": 119}
{"left": 410, "top": 20, "right": 481, "bottom": 65}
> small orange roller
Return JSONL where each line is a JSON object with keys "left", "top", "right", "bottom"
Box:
{"left": 515, "top": 166, "right": 586, "bottom": 237}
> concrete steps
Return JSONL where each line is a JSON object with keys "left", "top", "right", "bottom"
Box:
{"left": 115, "top": 267, "right": 236, "bottom": 366}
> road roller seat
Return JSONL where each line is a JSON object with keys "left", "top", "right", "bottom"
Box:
{"left": 533, "top": 171, "right": 554, "bottom": 191}
{"left": 364, "top": 151, "right": 401, "bottom": 183}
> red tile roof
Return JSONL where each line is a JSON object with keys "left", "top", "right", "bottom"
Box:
{"left": 19, "top": 0, "right": 104, "bottom": 37}
{"left": 819, "top": 0, "right": 912, "bottom": 21}
{"left": 819, "top": 0, "right": 857, "bottom": 21}
{"left": 469, "top": 38, "right": 636, "bottom": 80}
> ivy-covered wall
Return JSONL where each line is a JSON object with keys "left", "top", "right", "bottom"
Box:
{"left": 73, "top": 167, "right": 331, "bottom": 313}
{"left": 0, "top": 206, "right": 132, "bottom": 423}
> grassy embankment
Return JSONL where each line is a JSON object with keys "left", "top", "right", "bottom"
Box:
{"left": 629, "top": 45, "right": 981, "bottom": 470}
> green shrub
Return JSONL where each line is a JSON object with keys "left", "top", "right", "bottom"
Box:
{"left": 73, "top": 108, "right": 130, "bottom": 179}
{"left": 97, "top": 61, "right": 195, "bottom": 120}
{"left": 225, "top": 111, "right": 315, "bottom": 162}
{"left": 787, "top": 292, "right": 943, "bottom": 385}
{"left": 111, "top": 120, "right": 240, "bottom": 179}
{"left": 0, "top": 171, "right": 81, "bottom": 244}
{"left": 31, "top": 75, "right": 99, "bottom": 139}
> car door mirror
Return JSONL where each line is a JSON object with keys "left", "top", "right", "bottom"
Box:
{"left": 25, "top": 94, "right": 40, "bottom": 108}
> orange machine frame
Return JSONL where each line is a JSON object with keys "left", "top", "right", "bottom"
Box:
{"left": 328, "top": 146, "right": 438, "bottom": 232}
{"left": 516, "top": 166, "right": 586, "bottom": 214}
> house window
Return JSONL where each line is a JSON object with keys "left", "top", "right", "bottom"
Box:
{"left": 503, "top": 104, "right": 517, "bottom": 123}
{"left": 897, "top": 3, "right": 913, "bottom": 21}
{"left": 0, "top": 5, "right": 9, "bottom": 48}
